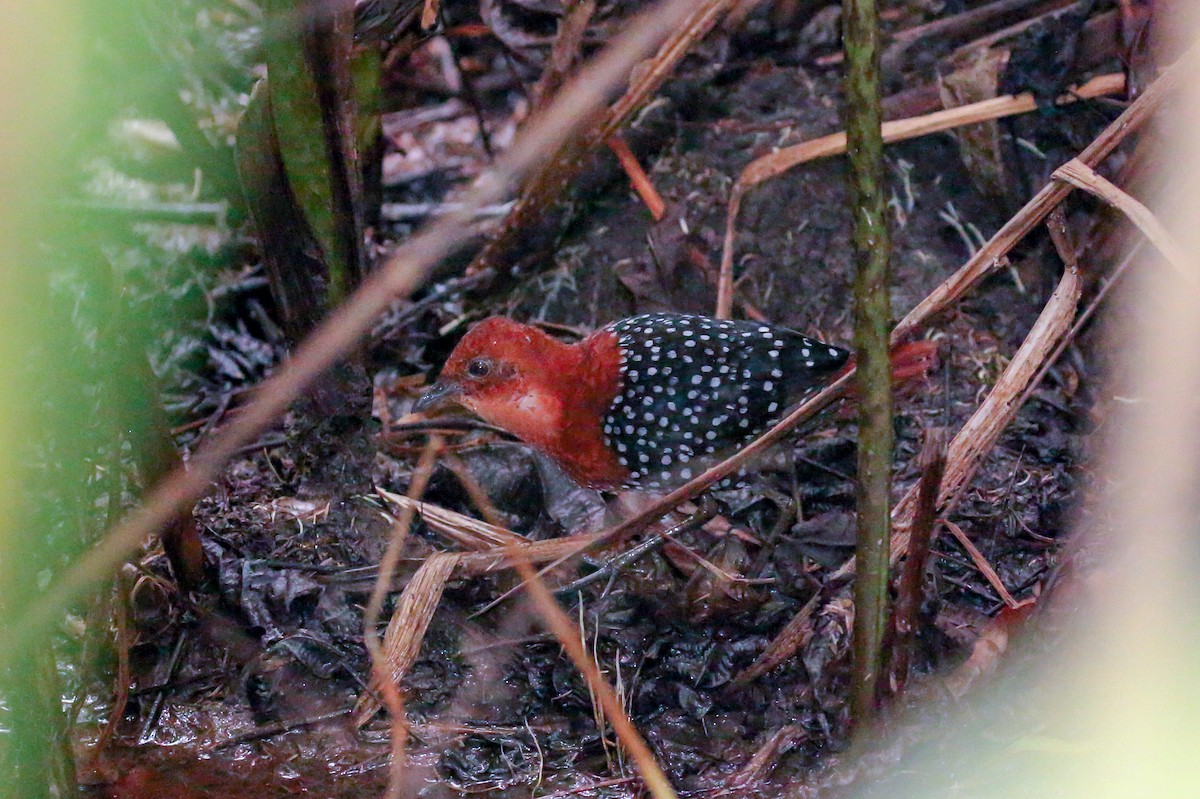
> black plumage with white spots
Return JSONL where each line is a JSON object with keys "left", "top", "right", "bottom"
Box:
{"left": 600, "top": 313, "right": 849, "bottom": 489}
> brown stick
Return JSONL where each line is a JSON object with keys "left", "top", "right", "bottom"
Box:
{"left": 943, "top": 520, "right": 1022, "bottom": 609}
{"left": 608, "top": 133, "right": 666, "bottom": 221}
{"left": 889, "top": 427, "right": 948, "bottom": 695}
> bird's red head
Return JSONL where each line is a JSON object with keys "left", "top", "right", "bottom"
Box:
{"left": 414, "top": 316, "right": 627, "bottom": 487}
{"left": 417, "top": 316, "right": 554, "bottom": 412}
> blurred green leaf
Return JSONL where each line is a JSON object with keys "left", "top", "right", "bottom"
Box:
{"left": 261, "top": 0, "right": 364, "bottom": 308}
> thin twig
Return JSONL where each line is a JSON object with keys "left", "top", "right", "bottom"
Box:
{"left": 943, "top": 520, "right": 1023, "bottom": 609}
{"left": 608, "top": 133, "right": 666, "bottom": 221}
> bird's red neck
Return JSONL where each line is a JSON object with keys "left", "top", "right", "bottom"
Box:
{"left": 551, "top": 330, "right": 628, "bottom": 488}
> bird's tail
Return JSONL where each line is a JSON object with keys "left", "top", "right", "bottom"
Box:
{"left": 888, "top": 339, "right": 940, "bottom": 387}
{"left": 838, "top": 339, "right": 940, "bottom": 389}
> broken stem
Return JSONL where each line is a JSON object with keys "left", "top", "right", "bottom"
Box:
{"left": 889, "top": 428, "right": 948, "bottom": 695}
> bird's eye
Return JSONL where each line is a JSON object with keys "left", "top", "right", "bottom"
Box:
{"left": 466, "top": 358, "right": 491, "bottom": 378}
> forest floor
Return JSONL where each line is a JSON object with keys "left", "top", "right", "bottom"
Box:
{"left": 79, "top": 1, "right": 1136, "bottom": 796}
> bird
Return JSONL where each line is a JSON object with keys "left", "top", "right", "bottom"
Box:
{"left": 413, "top": 313, "right": 852, "bottom": 490}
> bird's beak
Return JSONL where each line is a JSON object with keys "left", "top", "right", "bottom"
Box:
{"left": 414, "top": 380, "right": 462, "bottom": 414}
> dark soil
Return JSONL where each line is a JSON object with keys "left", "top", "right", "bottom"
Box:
{"left": 81, "top": 1, "right": 1122, "bottom": 796}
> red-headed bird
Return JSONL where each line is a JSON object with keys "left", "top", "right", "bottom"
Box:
{"left": 414, "top": 313, "right": 851, "bottom": 490}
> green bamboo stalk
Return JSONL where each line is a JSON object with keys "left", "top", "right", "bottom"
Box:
{"left": 843, "top": 0, "right": 893, "bottom": 727}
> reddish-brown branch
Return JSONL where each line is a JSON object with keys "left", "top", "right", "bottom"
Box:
{"left": 607, "top": 133, "right": 666, "bottom": 221}
{"left": 888, "top": 427, "right": 948, "bottom": 696}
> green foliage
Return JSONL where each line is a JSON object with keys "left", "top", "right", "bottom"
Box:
{"left": 261, "top": 0, "right": 365, "bottom": 306}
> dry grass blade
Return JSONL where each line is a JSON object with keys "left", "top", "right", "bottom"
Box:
{"left": 354, "top": 488, "right": 611, "bottom": 726}
{"left": 377, "top": 489, "right": 526, "bottom": 549}
{"left": 1053, "top": 158, "right": 1196, "bottom": 285}
{"left": 943, "top": 520, "right": 1023, "bottom": 609}
{"left": 941, "top": 602, "right": 1034, "bottom": 699}
{"left": 354, "top": 552, "right": 459, "bottom": 724}
{"left": 363, "top": 438, "right": 442, "bottom": 797}
{"left": 457, "top": 533, "right": 606, "bottom": 579}
{"left": 716, "top": 73, "right": 1125, "bottom": 317}
{"left": 2, "top": 0, "right": 704, "bottom": 665}
{"left": 599, "top": 0, "right": 735, "bottom": 141}
{"left": 376, "top": 490, "right": 606, "bottom": 578}
{"left": 379, "top": 484, "right": 604, "bottom": 578}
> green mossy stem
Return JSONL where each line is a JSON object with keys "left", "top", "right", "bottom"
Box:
{"left": 843, "top": 0, "right": 894, "bottom": 729}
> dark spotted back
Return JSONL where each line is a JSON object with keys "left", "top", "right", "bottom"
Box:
{"left": 599, "top": 314, "right": 848, "bottom": 489}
